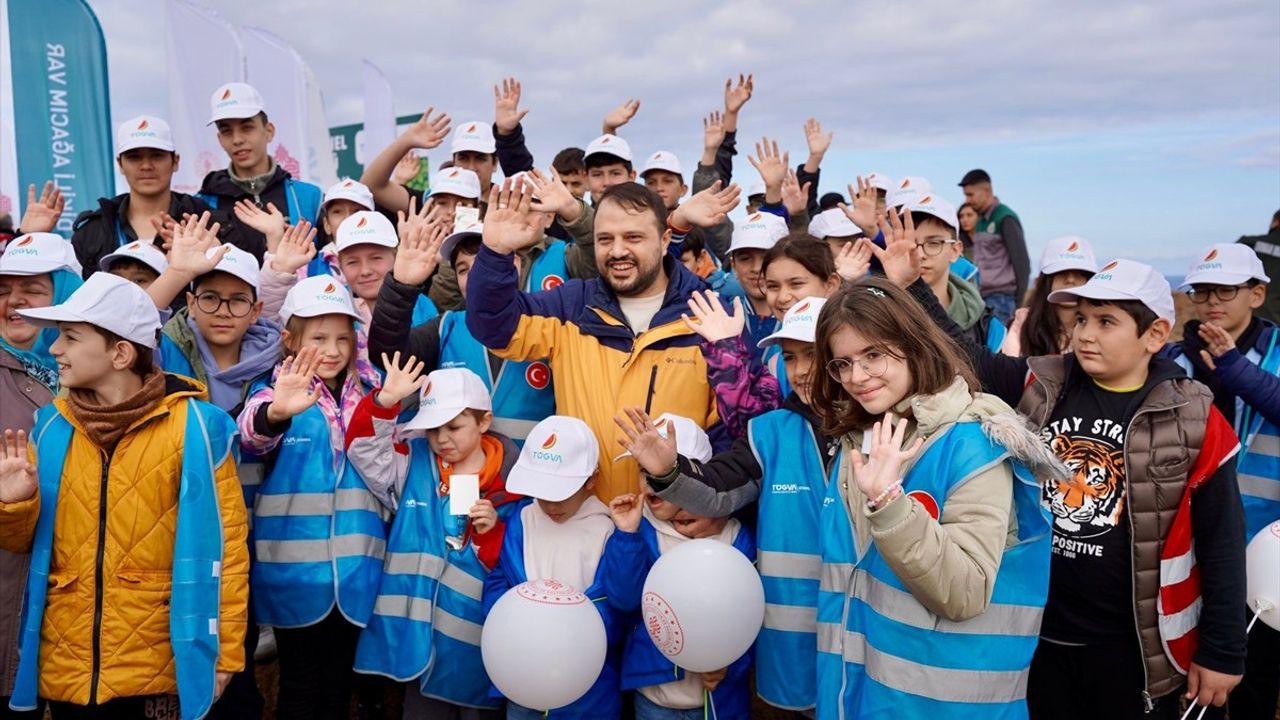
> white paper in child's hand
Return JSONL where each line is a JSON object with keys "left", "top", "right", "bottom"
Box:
{"left": 450, "top": 474, "right": 480, "bottom": 515}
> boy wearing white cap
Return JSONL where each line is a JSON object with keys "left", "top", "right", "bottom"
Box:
{"left": 483, "top": 415, "right": 629, "bottom": 719}
{"left": 197, "top": 82, "right": 323, "bottom": 260}
{"left": 235, "top": 275, "right": 385, "bottom": 719}
{"left": 1165, "top": 243, "right": 1280, "bottom": 719}
{"left": 70, "top": 114, "right": 220, "bottom": 278}
{"left": 358, "top": 109, "right": 498, "bottom": 215}
{"left": 894, "top": 247, "right": 1248, "bottom": 718}
{"left": 608, "top": 413, "right": 754, "bottom": 720}
{"left": 725, "top": 212, "right": 789, "bottom": 360}
{"left": 99, "top": 240, "right": 169, "bottom": 289}
{"left": 0, "top": 272, "right": 249, "bottom": 718}
{"left": 345, "top": 361, "right": 521, "bottom": 717}
{"left": 640, "top": 151, "right": 687, "bottom": 211}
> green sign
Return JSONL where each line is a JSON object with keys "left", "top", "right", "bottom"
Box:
{"left": 330, "top": 113, "right": 430, "bottom": 192}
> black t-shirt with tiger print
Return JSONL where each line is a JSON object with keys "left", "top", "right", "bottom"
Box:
{"left": 1038, "top": 377, "right": 1150, "bottom": 644}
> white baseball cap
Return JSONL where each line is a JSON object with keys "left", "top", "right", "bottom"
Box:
{"left": 202, "top": 244, "right": 261, "bottom": 291}
{"left": 99, "top": 241, "right": 169, "bottom": 276}
{"left": 904, "top": 194, "right": 959, "bottom": 231}
{"left": 0, "top": 233, "right": 83, "bottom": 277}
{"left": 808, "top": 208, "right": 862, "bottom": 240}
{"left": 865, "top": 172, "right": 894, "bottom": 193}
{"left": 402, "top": 368, "right": 494, "bottom": 431}
{"left": 279, "top": 274, "right": 362, "bottom": 325}
{"left": 1039, "top": 236, "right": 1099, "bottom": 276}
{"left": 759, "top": 296, "right": 826, "bottom": 348}
{"left": 441, "top": 221, "right": 484, "bottom": 267}
{"left": 1048, "top": 259, "right": 1176, "bottom": 324}
{"left": 116, "top": 115, "right": 175, "bottom": 154}
{"left": 886, "top": 176, "right": 933, "bottom": 208}
{"left": 451, "top": 121, "right": 496, "bottom": 154}
{"left": 19, "top": 272, "right": 161, "bottom": 347}
{"left": 584, "top": 134, "right": 633, "bottom": 163}
{"left": 430, "top": 167, "right": 482, "bottom": 200}
{"left": 323, "top": 179, "right": 375, "bottom": 211}
{"left": 208, "top": 82, "right": 266, "bottom": 124}
{"left": 615, "top": 413, "right": 712, "bottom": 463}
{"left": 507, "top": 415, "right": 601, "bottom": 502}
{"left": 640, "top": 151, "right": 683, "bottom": 178}
{"left": 747, "top": 180, "right": 766, "bottom": 199}
{"left": 729, "top": 212, "right": 789, "bottom": 254}
{"left": 1181, "top": 244, "right": 1270, "bottom": 289}
{"left": 335, "top": 211, "right": 398, "bottom": 252}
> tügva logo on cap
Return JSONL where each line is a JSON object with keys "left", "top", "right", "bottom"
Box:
{"left": 1095, "top": 260, "right": 1120, "bottom": 281}
{"left": 316, "top": 282, "right": 347, "bottom": 304}
{"left": 1196, "top": 249, "right": 1223, "bottom": 271}
{"left": 10, "top": 236, "right": 39, "bottom": 256}
{"left": 529, "top": 433, "right": 563, "bottom": 463}
{"left": 1066, "top": 241, "right": 1080, "bottom": 252}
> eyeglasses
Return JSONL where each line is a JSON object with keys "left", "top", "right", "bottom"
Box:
{"left": 1188, "top": 284, "right": 1250, "bottom": 304}
{"left": 915, "top": 238, "right": 956, "bottom": 257}
{"left": 826, "top": 351, "right": 891, "bottom": 382}
{"left": 193, "top": 291, "right": 254, "bottom": 317}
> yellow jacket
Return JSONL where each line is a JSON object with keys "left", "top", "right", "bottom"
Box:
{"left": 0, "top": 376, "right": 249, "bottom": 705}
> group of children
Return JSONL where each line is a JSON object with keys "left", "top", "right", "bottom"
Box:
{"left": 0, "top": 71, "right": 1276, "bottom": 720}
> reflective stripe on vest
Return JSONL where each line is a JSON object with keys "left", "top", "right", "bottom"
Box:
{"left": 14, "top": 400, "right": 231, "bottom": 719}
{"left": 748, "top": 409, "right": 829, "bottom": 711}
{"left": 438, "top": 311, "right": 554, "bottom": 444}
{"left": 250, "top": 386, "right": 385, "bottom": 628}
{"left": 817, "top": 422, "right": 1051, "bottom": 720}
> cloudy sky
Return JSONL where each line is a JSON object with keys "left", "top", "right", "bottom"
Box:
{"left": 91, "top": 0, "right": 1280, "bottom": 275}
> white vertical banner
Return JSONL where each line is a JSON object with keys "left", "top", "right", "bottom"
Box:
{"left": 0, "top": 0, "right": 20, "bottom": 221}
{"left": 241, "top": 27, "right": 309, "bottom": 183}
{"left": 359, "top": 60, "right": 395, "bottom": 172}
{"left": 165, "top": 0, "right": 243, "bottom": 193}
{"left": 304, "top": 65, "right": 337, "bottom": 187}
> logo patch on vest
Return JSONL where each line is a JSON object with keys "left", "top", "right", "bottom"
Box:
{"left": 908, "top": 490, "right": 939, "bottom": 520}
{"left": 525, "top": 361, "right": 550, "bottom": 390}
{"left": 642, "top": 591, "right": 684, "bottom": 656}
{"left": 541, "top": 274, "right": 564, "bottom": 291}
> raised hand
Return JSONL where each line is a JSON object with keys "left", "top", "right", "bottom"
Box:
{"left": 18, "top": 182, "right": 66, "bottom": 234}
{"left": 780, "top": 168, "right": 811, "bottom": 216}
{"left": 168, "top": 211, "right": 227, "bottom": 277}
{"left": 747, "top": 137, "right": 788, "bottom": 202}
{"left": 1197, "top": 322, "right": 1236, "bottom": 370}
{"left": 608, "top": 492, "right": 644, "bottom": 533}
{"left": 0, "top": 429, "right": 37, "bottom": 504}
{"left": 482, "top": 178, "right": 546, "bottom": 254}
{"left": 493, "top": 77, "right": 529, "bottom": 135}
{"left": 834, "top": 238, "right": 874, "bottom": 282}
{"left": 872, "top": 208, "right": 921, "bottom": 288}
{"left": 376, "top": 352, "right": 427, "bottom": 408}
{"left": 613, "top": 407, "right": 678, "bottom": 478}
{"left": 1000, "top": 308, "right": 1027, "bottom": 356}
{"left": 682, "top": 290, "right": 745, "bottom": 343}
{"left": 470, "top": 499, "right": 499, "bottom": 535}
{"left": 401, "top": 107, "right": 452, "bottom": 150}
{"left": 803, "top": 117, "right": 833, "bottom": 167}
{"left": 150, "top": 214, "right": 178, "bottom": 251}
{"left": 233, "top": 200, "right": 286, "bottom": 252}
{"left": 849, "top": 413, "right": 924, "bottom": 505}
{"left": 266, "top": 346, "right": 324, "bottom": 423}
{"left": 670, "top": 181, "right": 741, "bottom": 230}
{"left": 723, "top": 73, "right": 754, "bottom": 115}
{"left": 525, "top": 168, "right": 578, "bottom": 219}
{"left": 393, "top": 216, "right": 447, "bottom": 286}
{"left": 702, "top": 111, "right": 726, "bottom": 159}
{"left": 271, "top": 221, "right": 318, "bottom": 275}
{"left": 602, "top": 98, "right": 641, "bottom": 135}
{"left": 840, "top": 177, "right": 880, "bottom": 235}
{"left": 392, "top": 151, "right": 422, "bottom": 186}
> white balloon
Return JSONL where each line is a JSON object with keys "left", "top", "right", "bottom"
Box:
{"left": 1246, "top": 520, "right": 1280, "bottom": 632}
{"left": 480, "top": 579, "right": 607, "bottom": 711}
{"left": 641, "top": 538, "right": 764, "bottom": 672}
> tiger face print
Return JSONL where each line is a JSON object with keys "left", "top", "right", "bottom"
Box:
{"left": 1045, "top": 435, "right": 1126, "bottom": 534}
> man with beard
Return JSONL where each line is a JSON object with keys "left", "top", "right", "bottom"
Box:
{"left": 465, "top": 178, "right": 740, "bottom": 501}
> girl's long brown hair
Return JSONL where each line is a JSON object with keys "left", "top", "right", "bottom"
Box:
{"left": 811, "top": 276, "right": 979, "bottom": 437}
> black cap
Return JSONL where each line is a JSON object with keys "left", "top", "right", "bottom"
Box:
{"left": 958, "top": 169, "right": 990, "bottom": 187}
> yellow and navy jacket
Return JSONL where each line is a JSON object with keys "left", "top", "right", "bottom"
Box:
{"left": 465, "top": 245, "right": 724, "bottom": 501}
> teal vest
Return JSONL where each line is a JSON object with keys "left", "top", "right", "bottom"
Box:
{"left": 525, "top": 239, "right": 569, "bottom": 293}
{"left": 816, "top": 423, "right": 1051, "bottom": 720}
{"left": 438, "top": 311, "right": 555, "bottom": 443}
{"left": 13, "top": 400, "right": 233, "bottom": 719}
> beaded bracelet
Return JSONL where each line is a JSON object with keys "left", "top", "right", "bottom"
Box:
{"left": 866, "top": 480, "right": 903, "bottom": 511}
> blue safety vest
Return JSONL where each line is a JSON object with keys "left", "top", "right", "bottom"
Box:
{"left": 354, "top": 438, "right": 518, "bottom": 708}
{"left": 526, "top": 239, "right": 569, "bottom": 293}
{"left": 619, "top": 517, "right": 754, "bottom": 720}
{"left": 762, "top": 344, "right": 792, "bottom": 401}
{"left": 197, "top": 177, "right": 321, "bottom": 227}
{"left": 816, "top": 422, "right": 1051, "bottom": 720}
{"left": 748, "top": 409, "right": 830, "bottom": 711}
{"left": 248, "top": 378, "right": 387, "bottom": 628}
{"left": 13, "top": 400, "right": 233, "bottom": 719}
{"left": 986, "top": 316, "right": 1008, "bottom": 353}
{"left": 951, "top": 255, "right": 980, "bottom": 286}
{"left": 438, "top": 311, "right": 554, "bottom": 444}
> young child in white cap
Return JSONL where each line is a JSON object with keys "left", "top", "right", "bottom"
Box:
{"left": 345, "top": 360, "right": 521, "bottom": 718}
{"left": 234, "top": 274, "right": 386, "bottom": 719}
{"left": 607, "top": 413, "right": 754, "bottom": 720}
{"left": 0, "top": 272, "right": 249, "bottom": 719}
{"left": 1006, "top": 235, "right": 1098, "bottom": 357}
{"left": 1164, "top": 243, "right": 1279, "bottom": 719}
{"left": 482, "top": 415, "right": 627, "bottom": 719}
{"left": 99, "top": 240, "right": 169, "bottom": 289}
